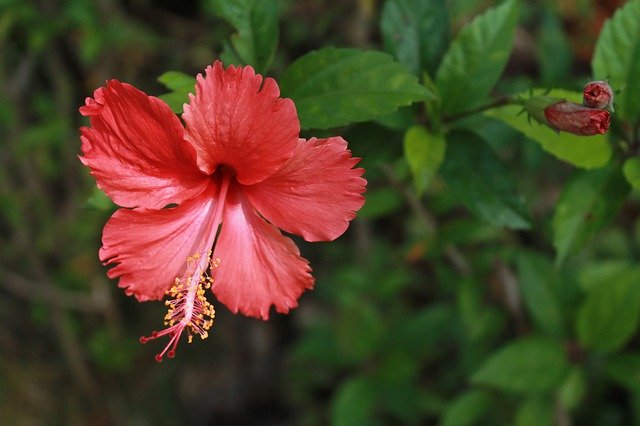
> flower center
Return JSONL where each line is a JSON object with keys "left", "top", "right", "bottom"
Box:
{"left": 139, "top": 251, "right": 219, "bottom": 362}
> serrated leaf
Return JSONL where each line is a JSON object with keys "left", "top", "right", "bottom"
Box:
{"left": 440, "top": 130, "right": 532, "bottom": 229}
{"left": 592, "top": 0, "right": 640, "bottom": 121}
{"left": 209, "top": 0, "right": 279, "bottom": 73}
{"left": 279, "top": 47, "right": 433, "bottom": 129}
{"left": 157, "top": 71, "right": 195, "bottom": 113}
{"left": 485, "top": 89, "right": 612, "bottom": 169}
{"left": 403, "top": 126, "right": 446, "bottom": 195}
{"left": 552, "top": 164, "right": 629, "bottom": 265}
{"left": 441, "top": 390, "right": 491, "bottom": 426}
{"left": 624, "top": 157, "right": 640, "bottom": 190}
{"left": 516, "top": 251, "right": 564, "bottom": 337}
{"left": 436, "top": 0, "right": 518, "bottom": 115}
{"left": 380, "top": 0, "right": 450, "bottom": 76}
{"left": 576, "top": 264, "right": 640, "bottom": 353}
{"left": 471, "top": 336, "right": 569, "bottom": 393}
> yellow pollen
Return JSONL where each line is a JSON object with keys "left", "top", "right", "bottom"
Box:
{"left": 140, "top": 251, "right": 220, "bottom": 362}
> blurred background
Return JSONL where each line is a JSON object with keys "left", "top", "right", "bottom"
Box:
{"left": 0, "top": 0, "right": 634, "bottom": 425}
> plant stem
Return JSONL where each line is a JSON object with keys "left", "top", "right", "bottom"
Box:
{"left": 443, "top": 96, "right": 520, "bottom": 124}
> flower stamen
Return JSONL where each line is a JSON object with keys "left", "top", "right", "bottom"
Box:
{"left": 140, "top": 251, "right": 218, "bottom": 362}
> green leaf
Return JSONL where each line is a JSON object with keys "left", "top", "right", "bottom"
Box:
{"left": 157, "top": 70, "right": 195, "bottom": 91}
{"left": 85, "top": 186, "right": 114, "bottom": 211}
{"left": 558, "top": 367, "right": 587, "bottom": 411}
{"left": 440, "top": 130, "right": 532, "bottom": 229}
{"left": 208, "top": 0, "right": 279, "bottom": 73}
{"left": 578, "top": 260, "right": 631, "bottom": 292}
{"left": 279, "top": 47, "right": 433, "bottom": 129}
{"left": 357, "top": 187, "right": 404, "bottom": 219}
{"left": 552, "top": 164, "right": 629, "bottom": 265}
{"left": 576, "top": 264, "right": 640, "bottom": 353}
{"left": 391, "top": 304, "right": 454, "bottom": 357}
{"left": 592, "top": 0, "right": 640, "bottom": 121}
{"left": 485, "top": 89, "right": 612, "bottom": 169}
{"left": 604, "top": 352, "right": 640, "bottom": 390}
{"left": 436, "top": 0, "right": 518, "bottom": 115}
{"left": 403, "top": 126, "right": 446, "bottom": 195}
{"left": 624, "top": 157, "right": 640, "bottom": 190}
{"left": 331, "top": 376, "right": 380, "bottom": 426}
{"left": 471, "top": 336, "right": 569, "bottom": 393}
{"left": 441, "top": 390, "right": 491, "bottom": 426}
{"left": 375, "top": 105, "right": 416, "bottom": 130}
{"left": 157, "top": 71, "right": 195, "bottom": 113}
{"left": 336, "top": 301, "right": 385, "bottom": 363}
{"left": 515, "top": 396, "right": 554, "bottom": 426}
{"left": 380, "top": 0, "right": 450, "bottom": 76}
{"left": 516, "top": 251, "right": 565, "bottom": 337}
{"left": 537, "top": 9, "right": 573, "bottom": 85}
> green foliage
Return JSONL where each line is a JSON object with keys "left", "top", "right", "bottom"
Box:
{"left": 552, "top": 165, "right": 630, "bottom": 265}
{"left": 157, "top": 71, "right": 196, "bottom": 113}
{"left": 623, "top": 158, "right": 640, "bottom": 190}
{"left": 435, "top": 0, "right": 518, "bottom": 115}
{"left": 85, "top": 186, "right": 114, "bottom": 211}
{"left": 441, "top": 131, "right": 532, "bottom": 229}
{"left": 558, "top": 367, "right": 587, "bottom": 411}
{"left": 441, "top": 390, "right": 492, "bottom": 426}
{"left": 380, "top": 0, "right": 450, "bottom": 76}
{"left": 592, "top": 0, "right": 640, "bottom": 122}
{"left": 485, "top": 89, "right": 612, "bottom": 169}
{"left": 403, "top": 125, "right": 445, "bottom": 195}
{"left": 537, "top": 9, "right": 573, "bottom": 85}
{"left": 576, "top": 263, "right": 640, "bottom": 353}
{"left": 515, "top": 396, "right": 554, "bottom": 426}
{"left": 206, "top": 0, "right": 280, "bottom": 73}
{"left": 471, "top": 336, "right": 570, "bottom": 393}
{"left": 516, "top": 251, "right": 565, "bottom": 337}
{"left": 357, "top": 187, "right": 404, "bottom": 219}
{"left": 331, "top": 377, "right": 380, "bottom": 426}
{"left": 604, "top": 352, "right": 640, "bottom": 390}
{"left": 279, "top": 47, "right": 433, "bottom": 129}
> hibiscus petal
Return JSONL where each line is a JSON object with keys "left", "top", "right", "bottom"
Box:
{"left": 183, "top": 62, "right": 299, "bottom": 185}
{"left": 80, "top": 80, "right": 207, "bottom": 209}
{"left": 211, "top": 187, "right": 314, "bottom": 319}
{"left": 244, "top": 137, "right": 366, "bottom": 242}
{"left": 100, "top": 183, "right": 220, "bottom": 301}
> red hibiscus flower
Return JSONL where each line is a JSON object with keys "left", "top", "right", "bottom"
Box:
{"left": 79, "top": 61, "right": 366, "bottom": 361}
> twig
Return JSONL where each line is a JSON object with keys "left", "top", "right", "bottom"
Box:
{"left": 443, "top": 96, "right": 518, "bottom": 124}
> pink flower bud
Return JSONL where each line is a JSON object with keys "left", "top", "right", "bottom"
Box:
{"left": 583, "top": 80, "right": 614, "bottom": 110}
{"left": 544, "top": 101, "right": 610, "bottom": 136}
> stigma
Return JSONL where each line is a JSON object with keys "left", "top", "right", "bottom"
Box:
{"left": 140, "top": 251, "right": 218, "bottom": 362}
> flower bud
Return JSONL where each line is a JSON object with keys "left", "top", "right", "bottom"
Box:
{"left": 544, "top": 101, "right": 610, "bottom": 136}
{"left": 583, "top": 80, "right": 614, "bottom": 110}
